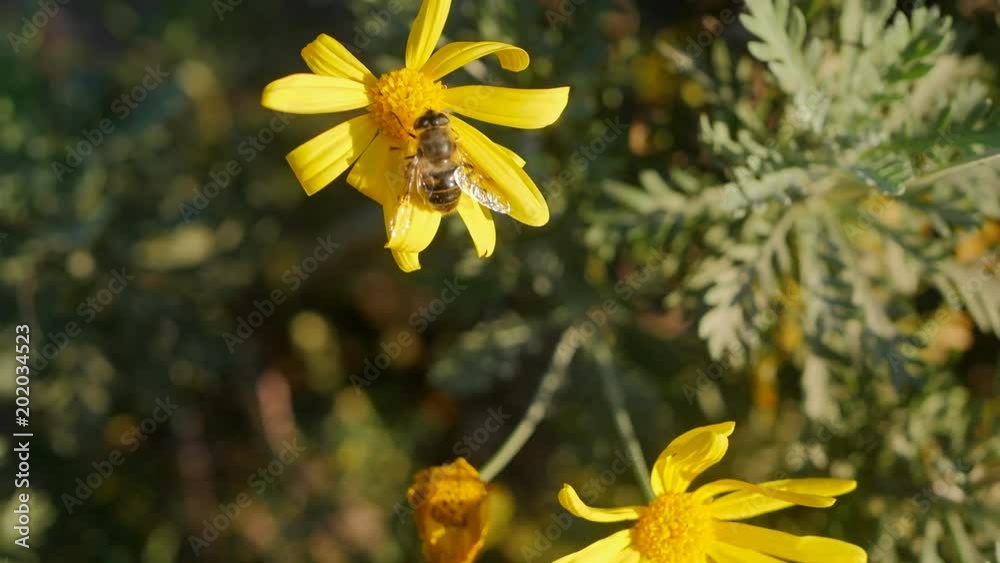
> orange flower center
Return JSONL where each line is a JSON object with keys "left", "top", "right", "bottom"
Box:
{"left": 631, "top": 492, "right": 714, "bottom": 563}
{"left": 367, "top": 67, "right": 446, "bottom": 142}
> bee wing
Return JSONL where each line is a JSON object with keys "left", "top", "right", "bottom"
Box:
{"left": 455, "top": 154, "right": 512, "bottom": 216}
{"left": 388, "top": 155, "right": 423, "bottom": 243}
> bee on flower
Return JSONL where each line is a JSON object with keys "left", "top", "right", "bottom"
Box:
{"left": 554, "top": 422, "right": 867, "bottom": 562}
{"left": 261, "top": 0, "right": 570, "bottom": 271}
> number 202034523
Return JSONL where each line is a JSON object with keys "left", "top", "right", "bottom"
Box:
{"left": 15, "top": 325, "right": 30, "bottom": 420}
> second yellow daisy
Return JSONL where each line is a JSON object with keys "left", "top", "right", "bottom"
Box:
{"left": 555, "top": 422, "right": 867, "bottom": 562}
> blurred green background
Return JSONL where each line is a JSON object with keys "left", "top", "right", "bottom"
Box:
{"left": 1, "top": 0, "right": 998, "bottom": 562}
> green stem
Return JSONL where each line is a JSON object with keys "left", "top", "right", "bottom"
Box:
{"left": 594, "top": 344, "right": 656, "bottom": 501}
{"left": 478, "top": 324, "right": 587, "bottom": 483}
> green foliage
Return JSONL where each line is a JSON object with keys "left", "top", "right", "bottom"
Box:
{"left": 602, "top": 1, "right": 999, "bottom": 560}
{"left": 618, "top": 1, "right": 999, "bottom": 369}
{"left": 742, "top": 0, "right": 823, "bottom": 95}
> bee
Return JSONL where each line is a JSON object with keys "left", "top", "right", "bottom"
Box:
{"left": 390, "top": 110, "right": 511, "bottom": 239}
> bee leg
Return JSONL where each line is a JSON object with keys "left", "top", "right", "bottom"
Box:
{"left": 391, "top": 112, "right": 417, "bottom": 140}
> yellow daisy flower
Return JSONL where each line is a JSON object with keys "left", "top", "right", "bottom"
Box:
{"left": 407, "top": 458, "right": 490, "bottom": 563}
{"left": 261, "top": 0, "right": 570, "bottom": 272}
{"left": 554, "top": 422, "right": 867, "bottom": 563}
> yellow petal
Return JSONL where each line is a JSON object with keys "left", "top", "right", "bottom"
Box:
{"left": 709, "top": 479, "right": 857, "bottom": 521}
{"left": 457, "top": 196, "right": 496, "bottom": 258}
{"left": 347, "top": 134, "right": 406, "bottom": 206}
{"left": 610, "top": 549, "right": 642, "bottom": 563}
{"left": 287, "top": 115, "right": 378, "bottom": 195}
{"left": 385, "top": 198, "right": 442, "bottom": 253}
{"left": 301, "top": 34, "right": 374, "bottom": 83}
{"left": 261, "top": 74, "right": 370, "bottom": 114}
{"left": 696, "top": 479, "right": 836, "bottom": 509}
{"left": 650, "top": 422, "right": 735, "bottom": 495}
{"left": 714, "top": 522, "right": 868, "bottom": 563}
{"left": 557, "top": 485, "right": 643, "bottom": 523}
{"left": 496, "top": 143, "right": 526, "bottom": 168}
{"left": 383, "top": 195, "right": 432, "bottom": 272}
{"left": 551, "top": 530, "right": 634, "bottom": 563}
{"left": 421, "top": 41, "right": 529, "bottom": 81}
{"left": 406, "top": 0, "right": 451, "bottom": 70}
{"left": 392, "top": 250, "right": 422, "bottom": 272}
{"left": 449, "top": 116, "right": 549, "bottom": 226}
{"left": 755, "top": 478, "right": 858, "bottom": 495}
{"left": 708, "top": 542, "right": 784, "bottom": 563}
{"left": 444, "top": 86, "right": 570, "bottom": 129}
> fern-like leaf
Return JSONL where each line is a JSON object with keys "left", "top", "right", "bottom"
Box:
{"left": 742, "top": 0, "right": 818, "bottom": 95}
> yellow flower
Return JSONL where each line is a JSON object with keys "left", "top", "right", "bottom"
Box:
{"left": 554, "top": 423, "right": 867, "bottom": 563}
{"left": 261, "top": 0, "right": 570, "bottom": 272}
{"left": 407, "top": 458, "right": 490, "bottom": 563}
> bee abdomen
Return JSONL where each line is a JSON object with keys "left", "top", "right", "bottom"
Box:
{"left": 423, "top": 167, "right": 461, "bottom": 212}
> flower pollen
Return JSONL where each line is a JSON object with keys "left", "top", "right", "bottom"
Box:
{"left": 368, "top": 67, "right": 446, "bottom": 142}
{"left": 409, "top": 458, "right": 488, "bottom": 528}
{"left": 631, "top": 492, "right": 714, "bottom": 563}
{"left": 428, "top": 475, "right": 487, "bottom": 527}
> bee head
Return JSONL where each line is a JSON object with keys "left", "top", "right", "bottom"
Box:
{"left": 414, "top": 110, "right": 449, "bottom": 130}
